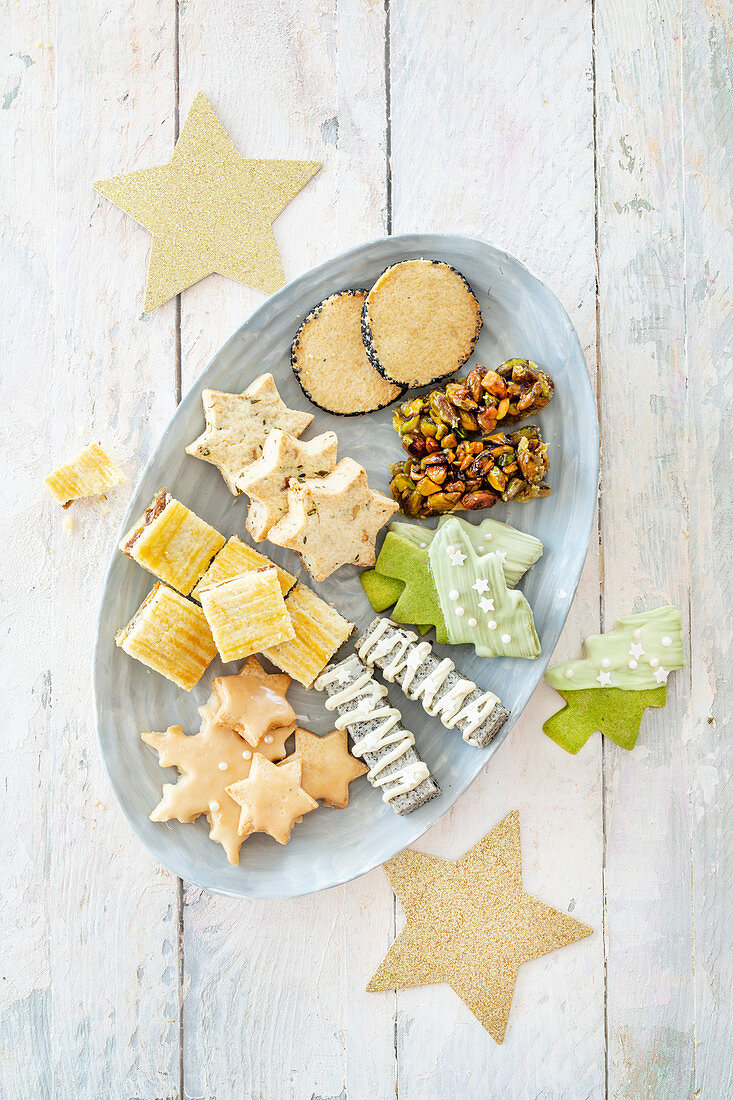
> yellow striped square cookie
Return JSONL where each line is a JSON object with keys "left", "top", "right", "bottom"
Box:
{"left": 115, "top": 583, "right": 217, "bottom": 690}
{"left": 120, "top": 490, "right": 225, "bottom": 596}
{"left": 262, "top": 582, "right": 353, "bottom": 687}
{"left": 200, "top": 567, "right": 295, "bottom": 662}
{"left": 192, "top": 536, "right": 296, "bottom": 602}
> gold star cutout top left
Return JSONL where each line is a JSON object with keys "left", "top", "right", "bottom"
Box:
{"left": 95, "top": 92, "right": 321, "bottom": 310}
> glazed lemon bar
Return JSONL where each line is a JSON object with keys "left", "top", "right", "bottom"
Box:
{"left": 115, "top": 583, "right": 217, "bottom": 690}
{"left": 200, "top": 567, "right": 295, "bottom": 663}
{"left": 120, "top": 489, "right": 225, "bottom": 596}
{"left": 191, "top": 535, "right": 296, "bottom": 602}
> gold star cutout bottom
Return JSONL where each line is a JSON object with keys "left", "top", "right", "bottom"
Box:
{"left": 95, "top": 92, "right": 321, "bottom": 310}
{"left": 367, "top": 810, "right": 593, "bottom": 1043}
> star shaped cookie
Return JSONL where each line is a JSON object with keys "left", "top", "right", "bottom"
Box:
{"left": 267, "top": 457, "right": 398, "bottom": 581}
{"left": 226, "top": 755, "right": 317, "bottom": 845}
{"left": 367, "top": 810, "right": 592, "bottom": 1043}
{"left": 95, "top": 92, "right": 321, "bottom": 310}
{"left": 212, "top": 655, "right": 296, "bottom": 747}
{"left": 186, "top": 373, "right": 313, "bottom": 493}
{"left": 141, "top": 705, "right": 290, "bottom": 865}
{"left": 236, "top": 428, "right": 338, "bottom": 541}
{"left": 292, "top": 727, "right": 368, "bottom": 808}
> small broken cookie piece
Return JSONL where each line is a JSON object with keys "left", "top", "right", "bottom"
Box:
{"left": 291, "top": 289, "right": 405, "bottom": 415}
{"left": 236, "top": 428, "right": 339, "bottom": 541}
{"left": 292, "top": 727, "right": 367, "bottom": 808}
{"left": 268, "top": 457, "right": 398, "bottom": 581}
{"left": 192, "top": 535, "right": 296, "bottom": 602}
{"left": 186, "top": 373, "right": 313, "bottom": 494}
{"left": 226, "top": 755, "right": 318, "bottom": 845}
{"left": 261, "top": 582, "right": 354, "bottom": 688}
{"left": 116, "top": 583, "right": 217, "bottom": 690}
{"left": 212, "top": 656, "right": 296, "bottom": 747}
{"left": 200, "top": 567, "right": 295, "bottom": 663}
{"left": 45, "top": 442, "right": 125, "bottom": 506}
{"left": 120, "top": 489, "right": 225, "bottom": 596}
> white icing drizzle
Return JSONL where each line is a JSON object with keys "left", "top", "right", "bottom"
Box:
{"left": 315, "top": 662, "right": 425, "bottom": 802}
{"left": 357, "top": 623, "right": 499, "bottom": 741}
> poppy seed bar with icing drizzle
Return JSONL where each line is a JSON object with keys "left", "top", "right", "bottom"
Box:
{"left": 356, "top": 618, "right": 510, "bottom": 748}
{"left": 315, "top": 654, "right": 440, "bottom": 815}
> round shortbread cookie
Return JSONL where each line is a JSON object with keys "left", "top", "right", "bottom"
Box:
{"left": 361, "top": 259, "right": 482, "bottom": 387}
{"left": 291, "top": 290, "right": 405, "bottom": 415}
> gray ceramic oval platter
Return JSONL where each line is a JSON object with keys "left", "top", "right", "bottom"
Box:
{"left": 94, "top": 233, "right": 599, "bottom": 899}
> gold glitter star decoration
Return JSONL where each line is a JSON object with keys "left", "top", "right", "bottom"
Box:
{"left": 367, "top": 811, "right": 593, "bottom": 1043}
{"left": 95, "top": 92, "right": 321, "bottom": 310}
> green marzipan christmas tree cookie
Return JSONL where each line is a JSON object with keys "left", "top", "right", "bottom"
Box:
{"left": 359, "top": 569, "right": 404, "bottom": 613}
{"left": 367, "top": 532, "right": 448, "bottom": 643}
{"left": 429, "top": 518, "right": 541, "bottom": 658}
{"left": 543, "top": 605, "right": 684, "bottom": 753}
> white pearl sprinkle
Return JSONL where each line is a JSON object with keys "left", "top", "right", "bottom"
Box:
{"left": 564, "top": 669, "right": 575, "bottom": 679}
{"left": 661, "top": 636, "right": 672, "bottom": 647}
{"left": 264, "top": 735, "right": 274, "bottom": 744}
{"left": 628, "top": 659, "right": 638, "bottom": 669}
{"left": 633, "top": 629, "right": 642, "bottom": 640}
{"left": 419, "top": 541, "right": 427, "bottom": 548}
{"left": 448, "top": 589, "right": 459, "bottom": 600}
{"left": 209, "top": 800, "right": 220, "bottom": 813}
{"left": 468, "top": 617, "right": 477, "bottom": 628}
{"left": 218, "top": 761, "right": 228, "bottom": 771}
{"left": 242, "top": 750, "right": 252, "bottom": 760}
{"left": 501, "top": 633, "right": 511, "bottom": 644}
{"left": 485, "top": 532, "right": 493, "bottom": 541}
{"left": 488, "top": 620, "right": 497, "bottom": 630}
{"left": 601, "top": 658, "right": 611, "bottom": 668}
{"left": 649, "top": 657, "right": 659, "bottom": 668}
{"left": 455, "top": 606, "right": 465, "bottom": 617}
{"left": 447, "top": 545, "right": 455, "bottom": 553}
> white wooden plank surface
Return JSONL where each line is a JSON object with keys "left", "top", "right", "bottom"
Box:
{"left": 684, "top": 2, "right": 733, "bottom": 1096}
{"left": 596, "top": 0, "right": 699, "bottom": 1094}
{"left": 1, "top": 0, "right": 731, "bottom": 1096}
{"left": 388, "top": 2, "right": 606, "bottom": 1097}
{"left": 176, "top": 3, "right": 396, "bottom": 1098}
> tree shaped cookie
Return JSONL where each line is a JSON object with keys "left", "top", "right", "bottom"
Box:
{"left": 186, "top": 373, "right": 313, "bottom": 493}
{"left": 429, "top": 517, "right": 540, "bottom": 658}
{"left": 364, "top": 532, "right": 447, "bottom": 642}
{"left": 236, "top": 428, "right": 338, "bottom": 540}
{"left": 543, "top": 605, "right": 684, "bottom": 752}
{"left": 212, "top": 655, "right": 296, "bottom": 746}
{"left": 392, "top": 516, "right": 543, "bottom": 589}
{"left": 292, "top": 727, "right": 368, "bottom": 808}
{"left": 267, "top": 457, "right": 398, "bottom": 581}
{"left": 226, "top": 755, "right": 318, "bottom": 844}
{"left": 141, "top": 706, "right": 291, "bottom": 865}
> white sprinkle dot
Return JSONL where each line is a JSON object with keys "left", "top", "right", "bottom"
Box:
{"left": 455, "top": 606, "right": 465, "bottom": 617}
{"left": 264, "top": 735, "right": 274, "bottom": 744}
{"left": 485, "top": 532, "right": 493, "bottom": 541}
{"left": 448, "top": 589, "right": 459, "bottom": 600}
{"left": 488, "top": 620, "right": 497, "bottom": 630}
{"left": 661, "top": 636, "right": 672, "bottom": 647}
{"left": 218, "top": 761, "right": 228, "bottom": 771}
{"left": 501, "top": 633, "right": 511, "bottom": 644}
{"left": 628, "top": 659, "right": 638, "bottom": 669}
{"left": 242, "top": 750, "right": 252, "bottom": 760}
{"left": 649, "top": 657, "right": 659, "bottom": 668}
{"left": 209, "top": 800, "right": 220, "bottom": 813}
{"left": 601, "top": 658, "right": 611, "bottom": 668}
{"left": 468, "top": 617, "right": 477, "bottom": 628}
{"left": 419, "top": 541, "right": 427, "bottom": 548}
{"left": 447, "top": 545, "right": 455, "bottom": 553}
{"left": 564, "top": 669, "right": 575, "bottom": 679}
{"left": 633, "top": 629, "right": 642, "bottom": 640}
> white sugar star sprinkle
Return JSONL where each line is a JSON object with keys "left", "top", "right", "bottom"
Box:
{"left": 494, "top": 550, "right": 507, "bottom": 564}
{"left": 596, "top": 670, "right": 611, "bottom": 687}
{"left": 629, "top": 642, "right": 645, "bottom": 660}
{"left": 654, "top": 666, "right": 670, "bottom": 684}
{"left": 478, "top": 596, "right": 495, "bottom": 613}
{"left": 447, "top": 548, "right": 466, "bottom": 566}
{"left": 472, "top": 578, "right": 490, "bottom": 595}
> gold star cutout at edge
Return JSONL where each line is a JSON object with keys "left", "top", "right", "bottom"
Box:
{"left": 367, "top": 811, "right": 593, "bottom": 1043}
{"left": 95, "top": 92, "right": 321, "bottom": 310}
